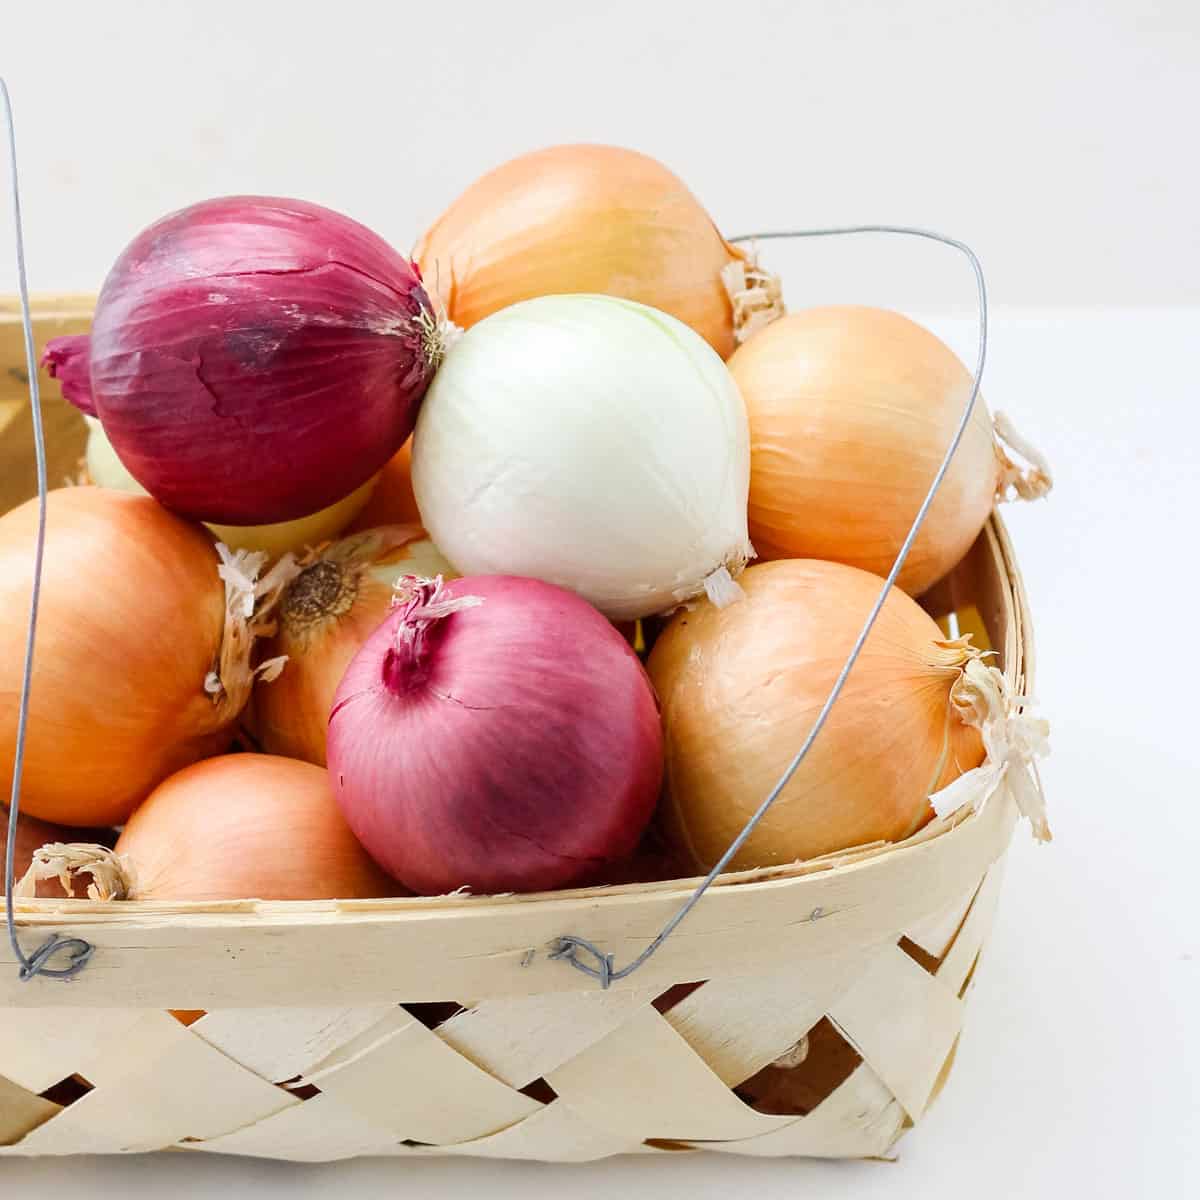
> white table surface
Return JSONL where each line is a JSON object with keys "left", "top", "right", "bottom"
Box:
{"left": 4, "top": 308, "right": 1197, "bottom": 1196}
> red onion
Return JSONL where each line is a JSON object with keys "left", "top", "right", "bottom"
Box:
{"left": 327, "top": 575, "right": 664, "bottom": 895}
{"left": 42, "top": 196, "right": 441, "bottom": 524}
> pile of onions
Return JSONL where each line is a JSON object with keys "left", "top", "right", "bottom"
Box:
{"left": 327, "top": 575, "right": 663, "bottom": 894}
{"left": 727, "top": 306, "right": 1051, "bottom": 596}
{"left": 78, "top": 414, "right": 378, "bottom": 559}
{"left": 0, "top": 489, "right": 294, "bottom": 826}
{"left": 19, "top": 755, "right": 396, "bottom": 901}
{"left": 414, "top": 143, "right": 783, "bottom": 358}
{"left": 43, "top": 195, "right": 442, "bottom": 525}
{"left": 413, "top": 294, "right": 755, "bottom": 621}
{"left": 647, "top": 558, "right": 986, "bottom": 871}
{"left": 257, "top": 526, "right": 456, "bottom": 764}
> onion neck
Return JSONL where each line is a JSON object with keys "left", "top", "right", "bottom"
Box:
{"left": 993, "top": 412, "right": 1054, "bottom": 501}
{"left": 382, "top": 575, "right": 482, "bottom": 697}
{"left": 415, "top": 304, "right": 461, "bottom": 370}
{"left": 207, "top": 544, "right": 302, "bottom": 724}
{"left": 934, "top": 653, "right": 1052, "bottom": 842}
{"left": 721, "top": 252, "right": 785, "bottom": 345}
{"left": 41, "top": 334, "right": 98, "bottom": 416}
{"left": 17, "top": 843, "right": 137, "bottom": 901}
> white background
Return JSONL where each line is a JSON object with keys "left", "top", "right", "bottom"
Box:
{"left": 3, "top": 2, "right": 1198, "bottom": 1197}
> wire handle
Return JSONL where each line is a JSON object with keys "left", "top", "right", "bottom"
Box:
{"left": 2, "top": 78, "right": 96, "bottom": 982}
{"left": 550, "top": 225, "right": 989, "bottom": 987}
{"left": 0, "top": 89, "right": 990, "bottom": 992}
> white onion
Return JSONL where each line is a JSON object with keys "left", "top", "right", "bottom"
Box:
{"left": 412, "top": 294, "right": 754, "bottom": 621}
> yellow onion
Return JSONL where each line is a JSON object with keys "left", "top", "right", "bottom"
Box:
{"left": 728, "top": 307, "right": 1052, "bottom": 595}
{"left": 19, "top": 755, "right": 397, "bottom": 901}
{"left": 82, "top": 415, "right": 378, "bottom": 559}
{"left": 647, "top": 558, "right": 986, "bottom": 871}
{"left": 345, "top": 439, "right": 420, "bottom": 532}
{"left": 0, "top": 488, "right": 296, "bottom": 826}
{"left": 257, "top": 526, "right": 457, "bottom": 765}
{"left": 414, "top": 143, "right": 783, "bottom": 359}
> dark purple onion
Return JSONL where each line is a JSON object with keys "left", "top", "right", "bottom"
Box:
{"left": 43, "top": 196, "right": 439, "bottom": 524}
{"left": 327, "top": 575, "right": 664, "bottom": 895}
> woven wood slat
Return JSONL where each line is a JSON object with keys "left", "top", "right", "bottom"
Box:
{"left": 546, "top": 1005, "right": 801, "bottom": 1142}
{"left": 661, "top": 949, "right": 878, "bottom": 1086}
{"left": 0, "top": 1009, "right": 145, "bottom": 1093}
{"left": 938, "top": 859, "right": 1007, "bottom": 997}
{"left": 9, "top": 1011, "right": 293, "bottom": 1155}
{"left": 435, "top": 1099, "right": 644, "bottom": 1163}
{"left": 303, "top": 1012, "right": 543, "bottom": 1145}
{"left": 434, "top": 987, "right": 660, "bottom": 1090}
{"left": 827, "top": 944, "right": 966, "bottom": 1121}
{"left": 905, "top": 881, "right": 982, "bottom": 961}
{"left": 186, "top": 1092, "right": 404, "bottom": 1163}
{"left": 0, "top": 1073, "right": 60, "bottom": 1148}
{"left": 191, "top": 1005, "right": 398, "bottom": 1083}
{"left": 699, "top": 1063, "right": 906, "bottom": 1159}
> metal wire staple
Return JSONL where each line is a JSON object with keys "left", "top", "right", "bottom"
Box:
{"left": 2, "top": 78, "right": 96, "bottom": 982}
{"left": 550, "top": 225, "right": 989, "bottom": 987}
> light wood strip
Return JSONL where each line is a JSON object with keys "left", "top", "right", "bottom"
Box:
{"left": 938, "top": 858, "right": 1007, "bottom": 996}
{"left": 828, "top": 943, "right": 964, "bottom": 1121}
{"left": 662, "top": 947, "right": 881, "bottom": 1086}
{"left": 186, "top": 1092, "right": 399, "bottom": 1162}
{"left": 701, "top": 1062, "right": 905, "bottom": 1159}
{"left": 0, "top": 1073, "right": 60, "bottom": 1148}
{"left": 436, "top": 987, "right": 659, "bottom": 1090}
{"left": 905, "top": 881, "right": 982, "bottom": 962}
{"left": 0, "top": 1008, "right": 145, "bottom": 1093}
{"left": 306, "top": 1012, "right": 542, "bottom": 1146}
{"left": 547, "top": 1005, "right": 799, "bottom": 1142}
{"left": 192, "top": 1005, "right": 397, "bottom": 1083}
{"left": 8, "top": 1010, "right": 293, "bottom": 1154}
{"left": 439, "top": 1098, "right": 644, "bottom": 1162}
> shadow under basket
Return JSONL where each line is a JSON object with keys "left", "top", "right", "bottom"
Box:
{"left": 1, "top": 297, "right": 1035, "bottom": 1163}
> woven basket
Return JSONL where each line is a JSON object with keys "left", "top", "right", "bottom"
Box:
{"left": 0, "top": 296, "right": 1035, "bottom": 1163}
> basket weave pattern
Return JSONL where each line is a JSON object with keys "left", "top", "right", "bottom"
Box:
{"left": 0, "top": 851, "right": 1005, "bottom": 1161}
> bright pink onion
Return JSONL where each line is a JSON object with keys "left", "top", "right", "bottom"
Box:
{"left": 42, "top": 196, "right": 441, "bottom": 524}
{"left": 327, "top": 575, "right": 664, "bottom": 895}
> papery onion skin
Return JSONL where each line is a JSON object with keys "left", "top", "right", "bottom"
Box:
{"left": 728, "top": 306, "right": 1001, "bottom": 596}
{"left": 648, "top": 559, "right": 985, "bottom": 872}
{"left": 412, "top": 294, "right": 754, "bottom": 622}
{"left": 328, "top": 575, "right": 664, "bottom": 895}
{"left": 44, "top": 196, "right": 439, "bottom": 524}
{"left": 258, "top": 526, "right": 457, "bottom": 765}
{"left": 415, "top": 143, "right": 750, "bottom": 358}
{"left": 80, "top": 415, "right": 379, "bottom": 559}
{"left": 114, "top": 755, "right": 397, "bottom": 900}
{"left": 1, "top": 808, "right": 113, "bottom": 898}
{"left": 1, "top": 489, "right": 236, "bottom": 826}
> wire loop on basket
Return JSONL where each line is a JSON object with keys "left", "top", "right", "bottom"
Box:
{"left": 550, "top": 225, "right": 991, "bottom": 987}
